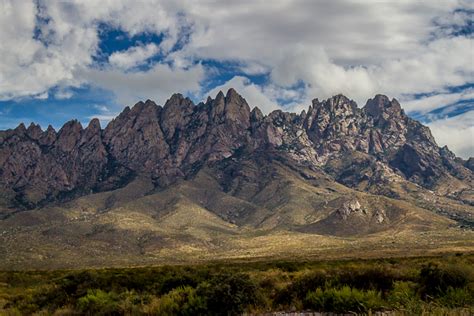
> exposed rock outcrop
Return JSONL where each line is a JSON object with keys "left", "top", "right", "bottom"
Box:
{"left": 0, "top": 89, "right": 472, "bottom": 215}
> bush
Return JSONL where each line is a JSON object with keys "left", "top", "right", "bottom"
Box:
{"left": 304, "top": 286, "right": 384, "bottom": 313}
{"left": 0, "top": 307, "right": 22, "bottom": 316}
{"left": 1, "top": 256, "right": 473, "bottom": 314}
{"left": 196, "top": 273, "right": 264, "bottom": 315}
{"left": 436, "top": 286, "right": 474, "bottom": 308}
{"left": 274, "top": 270, "right": 328, "bottom": 306}
{"left": 419, "top": 263, "right": 470, "bottom": 299}
{"left": 334, "top": 266, "right": 402, "bottom": 292}
{"left": 158, "top": 273, "right": 200, "bottom": 295}
{"left": 274, "top": 261, "right": 300, "bottom": 272}
{"left": 76, "top": 289, "right": 120, "bottom": 315}
{"left": 117, "top": 290, "right": 143, "bottom": 315}
{"left": 387, "top": 281, "right": 423, "bottom": 314}
{"left": 143, "top": 286, "right": 206, "bottom": 316}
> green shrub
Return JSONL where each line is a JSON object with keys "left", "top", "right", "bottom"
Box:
{"left": 419, "top": 263, "right": 470, "bottom": 299}
{"left": 436, "top": 286, "right": 474, "bottom": 308}
{"left": 334, "top": 266, "right": 403, "bottom": 292}
{"left": 144, "top": 286, "right": 206, "bottom": 316}
{"left": 1, "top": 256, "right": 473, "bottom": 315}
{"left": 274, "top": 270, "right": 328, "bottom": 306}
{"left": 76, "top": 289, "right": 120, "bottom": 315}
{"left": 196, "top": 273, "right": 264, "bottom": 315}
{"left": 0, "top": 307, "right": 22, "bottom": 316}
{"left": 158, "top": 273, "right": 200, "bottom": 295}
{"left": 387, "top": 281, "right": 423, "bottom": 314}
{"left": 117, "top": 290, "right": 144, "bottom": 315}
{"left": 274, "top": 261, "right": 300, "bottom": 272}
{"left": 304, "top": 286, "right": 384, "bottom": 313}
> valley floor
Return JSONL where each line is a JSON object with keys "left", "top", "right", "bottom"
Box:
{"left": 1, "top": 223, "right": 473, "bottom": 270}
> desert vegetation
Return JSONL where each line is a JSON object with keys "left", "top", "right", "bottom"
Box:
{"left": 0, "top": 254, "right": 473, "bottom": 315}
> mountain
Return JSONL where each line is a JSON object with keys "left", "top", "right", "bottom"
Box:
{"left": 0, "top": 89, "right": 473, "bottom": 269}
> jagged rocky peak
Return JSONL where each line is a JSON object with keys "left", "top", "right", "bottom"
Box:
{"left": 144, "top": 99, "right": 158, "bottom": 107}
{"left": 39, "top": 125, "right": 57, "bottom": 145}
{"left": 1, "top": 88, "right": 472, "bottom": 211}
{"left": 59, "top": 119, "right": 83, "bottom": 134}
{"left": 46, "top": 124, "right": 56, "bottom": 133}
{"left": 86, "top": 118, "right": 101, "bottom": 131}
{"left": 310, "top": 94, "right": 357, "bottom": 114}
{"left": 161, "top": 94, "right": 195, "bottom": 140}
{"left": 225, "top": 87, "right": 241, "bottom": 100}
{"left": 303, "top": 94, "right": 360, "bottom": 146}
{"left": 250, "top": 107, "right": 264, "bottom": 122}
{"left": 14, "top": 122, "right": 27, "bottom": 134}
{"left": 164, "top": 93, "right": 194, "bottom": 109}
{"left": 225, "top": 87, "right": 248, "bottom": 106}
{"left": 120, "top": 100, "right": 161, "bottom": 126}
{"left": 224, "top": 88, "right": 251, "bottom": 124}
{"left": 204, "top": 89, "right": 252, "bottom": 126}
{"left": 364, "top": 94, "right": 403, "bottom": 119}
{"left": 326, "top": 94, "right": 357, "bottom": 111}
{"left": 27, "top": 122, "right": 43, "bottom": 139}
{"left": 209, "top": 90, "right": 226, "bottom": 119}
{"left": 129, "top": 99, "right": 160, "bottom": 116}
{"left": 56, "top": 120, "right": 83, "bottom": 152}
{"left": 304, "top": 94, "right": 358, "bottom": 130}
{"left": 81, "top": 119, "right": 102, "bottom": 144}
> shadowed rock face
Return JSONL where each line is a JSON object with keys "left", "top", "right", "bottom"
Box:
{"left": 0, "top": 89, "right": 472, "bottom": 211}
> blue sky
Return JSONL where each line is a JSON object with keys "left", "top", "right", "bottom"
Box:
{"left": 0, "top": 0, "right": 473, "bottom": 157}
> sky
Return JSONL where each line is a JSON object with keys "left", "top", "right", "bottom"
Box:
{"left": 0, "top": 0, "right": 473, "bottom": 158}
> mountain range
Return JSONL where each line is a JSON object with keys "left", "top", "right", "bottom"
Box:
{"left": 1, "top": 89, "right": 473, "bottom": 269}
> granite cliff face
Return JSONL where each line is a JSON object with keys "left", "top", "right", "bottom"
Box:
{"left": 1, "top": 89, "right": 472, "bottom": 210}
{"left": 1, "top": 88, "right": 473, "bottom": 268}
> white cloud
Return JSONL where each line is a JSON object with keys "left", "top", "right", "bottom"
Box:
{"left": 92, "top": 104, "right": 110, "bottom": 112}
{"left": 372, "top": 36, "right": 473, "bottom": 98}
{"left": 108, "top": 43, "right": 159, "bottom": 70}
{"left": 0, "top": 0, "right": 96, "bottom": 100}
{"left": 402, "top": 88, "right": 474, "bottom": 114}
{"left": 427, "top": 110, "right": 474, "bottom": 159}
{"left": 0, "top": 0, "right": 473, "bottom": 158}
{"left": 34, "top": 92, "right": 49, "bottom": 100}
{"left": 167, "top": 0, "right": 472, "bottom": 103}
{"left": 0, "top": 0, "right": 186, "bottom": 100}
{"left": 84, "top": 63, "right": 205, "bottom": 107}
{"left": 54, "top": 89, "right": 74, "bottom": 100}
{"left": 1, "top": 0, "right": 472, "bottom": 105}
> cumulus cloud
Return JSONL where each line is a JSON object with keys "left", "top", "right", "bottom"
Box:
{"left": 402, "top": 88, "right": 474, "bottom": 114}
{"left": 0, "top": 0, "right": 186, "bottom": 100}
{"left": 0, "top": 0, "right": 95, "bottom": 99}
{"left": 0, "top": 0, "right": 473, "bottom": 157}
{"left": 427, "top": 110, "right": 474, "bottom": 159}
{"left": 108, "top": 43, "right": 159, "bottom": 70}
{"left": 83, "top": 63, "right": 205, "bottom": 107}
{"left": 34, "top": 92, "right": 49, "bottom": 100}
{"left": 168, "top": 0, "right": 472, "bottom": 103}
{"left": 54, "top": 89, "right": 74, "bottom": 100}
{"left": 1, "top": 0, "right": 472, "bottom": 104}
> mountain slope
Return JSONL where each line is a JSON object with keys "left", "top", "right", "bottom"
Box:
{"left": 0, "top": 89, "right": 473, "bottom": 268}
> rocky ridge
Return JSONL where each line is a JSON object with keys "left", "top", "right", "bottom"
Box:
{"left": 0, "top": 89, "right": 473, "bottom": 226}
